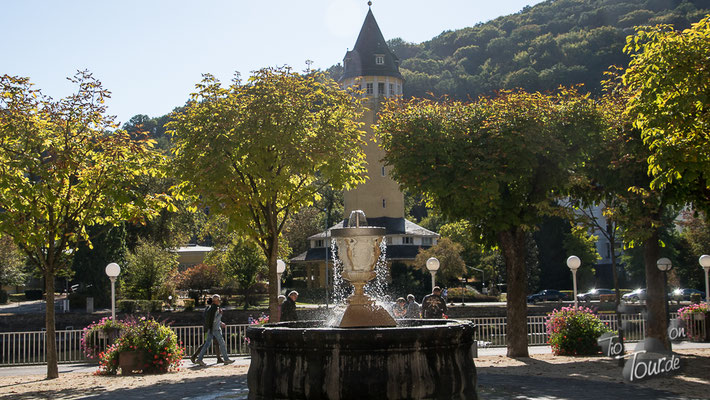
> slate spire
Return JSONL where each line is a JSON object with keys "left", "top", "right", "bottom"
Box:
{"left": 340, "top": 8, "right": 402, "bottom": 81}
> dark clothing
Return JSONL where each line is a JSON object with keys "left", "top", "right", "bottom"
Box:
{"left": 405, "top": 301, "right": 421, "bottom": 318}
{"left": 421, "top": 294, "right": 447, "bottom": 319}
{"left": 281, "top": 298, "right": 298, "bottom": 321}
{"left": 204, "top": 304, "right": 218, "bottom": 330}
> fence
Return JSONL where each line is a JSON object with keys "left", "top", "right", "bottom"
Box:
{"left": 0, "top": 312, "right": 694, "bottom": 367}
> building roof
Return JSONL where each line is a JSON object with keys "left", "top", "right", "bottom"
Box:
{"left": 291, "top": 244, "right": 427, "bottom": 264}
{"left": 307, "top": 217, "right": 438, "bottom": 239}
{"left": 340, "top": 8, "right": 403, "bottom": 81}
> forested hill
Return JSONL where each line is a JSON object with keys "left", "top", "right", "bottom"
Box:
{"left": 329, "top": 0, "right": 709, "bottom": 99}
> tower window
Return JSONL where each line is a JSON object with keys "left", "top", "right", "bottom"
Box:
{"left": 381, "top": 166, "right": 385, "bottom": 176}
{"left": 378, "top": 82, "right": 385, "bottom": 96}
{"left": 366, "top": 83, "right": 373, "bottom": 95}
{"left": 389, "top": 83, "right": 394, "bottom": 96}
{"left": 375, "top": 55, "right": 384, "bottom": 65}
{"left": 403, "top": 236, "right": 414, "bottom": 244}
{"left": 422, "top": 237, "right": 433, "bottom": 246}
{"left": 382, "top": 198, "right": 386, "bottom": 208}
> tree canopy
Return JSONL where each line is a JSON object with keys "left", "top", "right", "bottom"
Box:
{"left": 622, "top": 15, "right": 710, "bottom": 205}
{"left": 168, "top": 66, "right": 368, "bottom": 320}
{"left": 0, "top": 72, "right": 167, "bottom": 378}
{"left": 377, "top": 88, "right": 603, "bottom": 357}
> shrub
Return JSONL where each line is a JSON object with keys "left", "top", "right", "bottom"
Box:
{"left": 182, "top": 298, "right": 195, "bottom": 311}
{"left": 546, "top": 306, "right": 610, "bottom": 355}
{"left": 25, "top": 289, "right": 43, "bottom": 300}
{"left": 97, "top": 317, "right": 184, "bottom": 375}
{"left": 81, "top": 317, "right": 127, "bottom": 360}
{"left": 117, "top": 300, "right": 136, "bottom": 313}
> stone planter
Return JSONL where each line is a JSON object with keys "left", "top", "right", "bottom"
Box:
{"left": 119, "top": 351, "right": 145, "bottom": 375}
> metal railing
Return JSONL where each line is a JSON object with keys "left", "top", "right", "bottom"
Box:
{"left": 0, "top": 312, "right": 698, "bottom": 366}
{"left": 0, "top": 324, "right": 252, "bottom": 367}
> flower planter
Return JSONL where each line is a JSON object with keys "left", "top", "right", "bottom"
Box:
{"left": 685, "top": 312, "right": 709, "bottom": 342}
{"left": 119, "top": 351, "right": 145, "bottom": 375}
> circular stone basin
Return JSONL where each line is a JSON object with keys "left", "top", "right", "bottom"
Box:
{"left": 246, "top": 319, "right": 478, "bottom": 400}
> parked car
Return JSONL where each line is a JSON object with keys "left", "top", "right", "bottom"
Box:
{"left": 671, "top": 288, "right": 706, "bottom": 301}
{"left": 622, "top": 288, "right": 647, "bottom": 303}
{"left": 527, "top": 290, "right": 568, "bottom": 303}
{"left": 577, "top": 288, "right": 615, "bottom": 302}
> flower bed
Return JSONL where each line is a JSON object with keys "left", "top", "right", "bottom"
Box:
{"left": 546, "top": 306, "right": 610, "bottom": 356}
{"left": 97, "top": 317, "right": 184, "bottom": 375}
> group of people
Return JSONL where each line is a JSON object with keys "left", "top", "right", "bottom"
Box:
{"left": 190, "top": 288, "right": 446, "bottom": 366}
{"left": 392, "top": 286, "right": 448, "bottom": 319}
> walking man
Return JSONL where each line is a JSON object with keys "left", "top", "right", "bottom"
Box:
{"left": 191, "top": 297, "right": 222, "bottom": 364}
{"left": 421, "top": 286, "right": 447, "bottom": 319}
{"left": 194, "top": 294, "right": 234, "bottom": 366}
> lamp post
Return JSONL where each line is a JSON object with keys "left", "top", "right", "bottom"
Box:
{"left": 105, "top": 263, "right": 121, "bottom": 320}
{"left": 276, "top": 259, "right": 286, "bottom": 295}
{"left": 567, "top": 256, "right": 580, "bottom": 309}
{"left": 426, "top": 257, "right": 440, "bottom": 290}
{"left": 657, "top": 257, "right": 673, "bottom": 348}
{"left": 700, "top": 255, "right": 710, "bottom": 307}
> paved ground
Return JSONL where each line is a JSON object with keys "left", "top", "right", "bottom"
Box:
{"left": 2, "top": 342, "right": 708, "bottom": 399}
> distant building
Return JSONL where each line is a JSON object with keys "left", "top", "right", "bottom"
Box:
{"left": 174, "top": 244, "right": 213, "bottom": 269}
{"left": 290, "top": 6, "right": 438, "bottom": 289}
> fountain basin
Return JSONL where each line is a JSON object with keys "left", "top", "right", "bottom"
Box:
{"left": 246, "top": 319, "right": 478, "bottom": 400}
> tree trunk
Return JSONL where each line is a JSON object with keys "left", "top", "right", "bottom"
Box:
{"left": 498, "top": 228, "right": 529, "bottom": 358}
{"left": 44, "top": 270, "right": 59, "bottom": 379}
{"left": 267, "top": 233, "right": 280, "bottom": 323}
{"left": 643, "top": 229, "right": 670, "bottom": 350}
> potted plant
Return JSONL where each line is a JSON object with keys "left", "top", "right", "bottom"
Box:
{"left": 678, "top": 303, "right": 710, "bottom": 342}
{"left": 97, "top": 317, "right": 184, "bottom": 375}
{"left": 81, "top": 317, "right": 127, "bottom": 362}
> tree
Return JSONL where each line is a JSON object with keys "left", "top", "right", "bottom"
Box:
{"left": 571, "top": 79, "right": 685, "bottom": 350}
{"left": 208, "top": 237, "right": 268, "bottom": 309}
{"left": 622, "top": 15, "right": 710, "bottom": 203}
{"left": 414, "top": 237, "right": 466, "bottom": 285}
{"left": 377, "top": 89, "right": 602, "bottom": 357}
{"left": 178, "top": 263, "right": 222, "bottom": 303}
{"left": 169, "top": 67, "right": 367, "bottom": 321}
{"left": 0, "top": 234, "right": 26, "bottom": 288}
{"left": 0, "top": 72, "right": 166, "bottom": 378}
{"left": 122, "top": 239, "right": 179, "bottom": 300}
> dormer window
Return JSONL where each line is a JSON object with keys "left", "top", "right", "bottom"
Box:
{"left": 375, "top": 55, "right": 384, "bottom": 65}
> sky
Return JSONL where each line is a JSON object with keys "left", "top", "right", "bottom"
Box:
{"left": 1, "top": 0, "right": 545, "bottom": 125}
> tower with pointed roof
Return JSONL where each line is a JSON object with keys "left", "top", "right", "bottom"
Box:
{"left": 289, "top": 4, "right": 438, "bottom": 290}
{"left": 340, "top": 6, "right": 405, "bottom": 220}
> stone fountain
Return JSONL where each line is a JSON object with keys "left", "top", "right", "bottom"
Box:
{"left": 246, "top": 211, "right": 478, "bottom": 399}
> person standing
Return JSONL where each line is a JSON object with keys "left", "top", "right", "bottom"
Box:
{"left": 194, "top": 294, "right": 234, "bottom": 366}
{"left": 280, "top": 291, "right": 299, "bottom": 322}
{"left": 393, "top": 297, "right": 407, "bottom": 318}
{"left": 277, "top": 294, "right": 286, "bottom": 322}
{"left": 191, "top": 297, "right": 222, "bottom": 364}
{"left": 421, "top": 287, "right": 447, "bottom": 319}
{"left": 405, "top": 294, "right": 421, "bottom": 318}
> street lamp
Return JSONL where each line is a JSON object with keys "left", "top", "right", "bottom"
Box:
{"left": 567, "top": 256, "right": 581, "bottom": 308}
{"left": 426, "top": 257, "right": 440, "bottom": 290}
{"left": 276, "top": 259, "right": 286, "bottom": 295}
{"left": 105, "top": 263, "right": 121, "bottom": 320}
{"left": 657, "top": 257, "right": 673, "bottom": 348}
{"left": 700, "top": 255, "right": 710, "bottom": 306}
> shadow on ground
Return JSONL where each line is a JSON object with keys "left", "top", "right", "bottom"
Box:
{"left": 0, "top": 374, "right": 248, "bottom": 400}
{"left": 477, "top": 351, "right": 710, "bottom": 400}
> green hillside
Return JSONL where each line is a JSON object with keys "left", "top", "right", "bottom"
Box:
{"left": 335, "top": 0, "right": 709, "bottom": 98}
